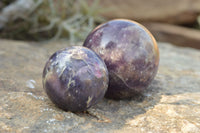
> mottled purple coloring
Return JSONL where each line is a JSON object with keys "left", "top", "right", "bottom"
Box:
{"left": 83, "top": 19, "right": 159, "bottom": 99}
{"left": 43, "top": 46, "right": 109, "bottom": 111}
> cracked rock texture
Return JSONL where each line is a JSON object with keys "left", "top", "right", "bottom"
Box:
{"left": 0, "top": 40, "right": 200, "bottom": 132}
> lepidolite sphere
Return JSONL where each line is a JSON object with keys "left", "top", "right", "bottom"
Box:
{"left": 83, "top": 19, "right": 159, "bottom": 99}
{"left": 42, "top": 46, "right": 108, "bottom": 112}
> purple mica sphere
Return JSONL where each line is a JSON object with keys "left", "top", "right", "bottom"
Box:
{"left": 42, "top": 46, "right": 108, "bottom": 112}
{"left": 83, "top": 19, "right": 159, "bottom": 99}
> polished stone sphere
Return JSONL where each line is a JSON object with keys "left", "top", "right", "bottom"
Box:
{"left": 43, "top": 46, "right": 109, "bottom": 112}
{"left": 83, "top": 19, "right": 159, "bottom": 99}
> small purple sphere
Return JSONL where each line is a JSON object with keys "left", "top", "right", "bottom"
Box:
{"left": 83, "top": 19, "right": 159, "bottom": 99}
{"left": 43, "top": 46, "right": 108, "bottom": 112}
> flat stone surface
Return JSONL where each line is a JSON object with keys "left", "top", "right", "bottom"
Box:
{"left": 0, "top": 39, "right": 200, "bottom": 132}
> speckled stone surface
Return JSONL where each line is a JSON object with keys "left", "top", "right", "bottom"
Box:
{"left": 0, "top": 40, "right": 200, "bottom": 132}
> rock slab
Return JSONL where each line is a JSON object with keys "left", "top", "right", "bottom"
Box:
{"left": 0, "top": 40, "right": 200, "bottom": 132}
{"left": 94, "top": 0, "right": 200, "bottom": 24}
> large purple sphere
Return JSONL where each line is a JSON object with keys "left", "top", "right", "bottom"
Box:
{"left": 43, "top": 46, "right": 108, "bottom": 112}
{"left": 83, "top": 19, "right": 159, "bottom": 99}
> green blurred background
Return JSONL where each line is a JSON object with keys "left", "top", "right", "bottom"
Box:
{"left": 0, "top": 0, "right": 200, "bottom": 48}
